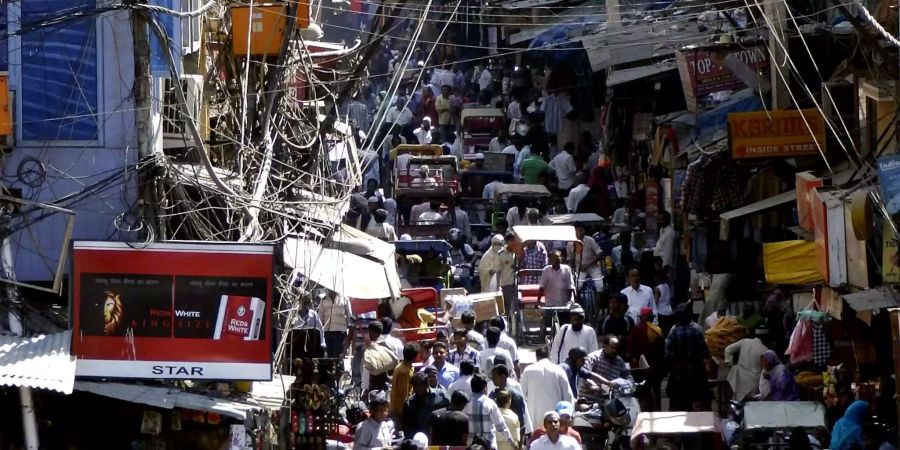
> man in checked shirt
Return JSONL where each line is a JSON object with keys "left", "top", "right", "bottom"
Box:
{"left": 579, "top": 336, "right": 632, "bottom": 404}
{"left": 464, "top": 374, "right": 518, "bottom": 449}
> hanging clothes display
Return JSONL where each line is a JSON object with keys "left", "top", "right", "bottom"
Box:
{"left": 680, "top": 153, "right": 744, "bottom": 216}
{"left": 811, "top": 321, "right": 833, "bottom": 368}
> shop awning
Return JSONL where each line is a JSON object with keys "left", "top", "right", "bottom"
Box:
{"left": 742, "top": 402, "right": 826, "bottom": 430}
{"left": 762, "top": 240, "right": 823, "bottom": 285}
{"left": 0, "top": 331, "right": 76, "bottom": 394}
{"left": 75, "top": 381, "right": 270, "bottom": 420}
{"left": 512, "top": 225, "right": 578, "bottom": 242}
{"left": 545, "top": 213, "right": 605, "bottom": 225}
{"left": 719, "top": 190, "right": 797, "bottom": 240}
{"left": 606, "top": 60, "right": 678, "bottom": 87}
{"left": 283, "top": 225, "right": 402, "bottom": 299}
{"left": 842, "top": 286, "right": 900, "bottom": 312}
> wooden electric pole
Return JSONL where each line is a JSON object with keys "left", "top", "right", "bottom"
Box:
{"left": 132, "top": 7, "right": 164, "bottom": 240}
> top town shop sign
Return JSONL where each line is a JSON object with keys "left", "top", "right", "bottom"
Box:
{"left": 676, "top": 44, "right": 771, "bottom": 111}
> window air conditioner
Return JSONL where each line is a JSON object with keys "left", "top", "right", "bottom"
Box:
{"left": 160, "top": 75, "right": 203, "bottom": 149}
{"left": 182, "top": 0, "right": 202, "bottom": 54}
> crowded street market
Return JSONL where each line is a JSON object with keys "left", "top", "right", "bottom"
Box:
{"left": 1, "top": 0, "right": 900, "bottom": 449}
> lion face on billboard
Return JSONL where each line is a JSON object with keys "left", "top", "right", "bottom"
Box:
{"left": 103, "top": 291, "right": 124, "bottom": 335}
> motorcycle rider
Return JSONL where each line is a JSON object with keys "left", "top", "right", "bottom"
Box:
{"left": 581, "top": 336, "right": 632, "bottom": 404}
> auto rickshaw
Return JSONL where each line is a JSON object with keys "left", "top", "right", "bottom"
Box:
{"left": 460, "top": 108, "right": 504, "bottom": 152}
{"left": 630, "top": 411, "right": 726, "bottom": 450}
{"left": 491, "top": 183, "right": 552, "bottom": 227}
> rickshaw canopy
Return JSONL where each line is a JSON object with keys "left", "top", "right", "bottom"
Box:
{"left": 741, "top": 401, "right": 827, "bottom": 431}
{"left": 460, "top": 108, "right": 504, "bottom": 121}
{"left": 392, "top": 239, "right": 452, "bottom": 257}
{"left": 492, "top": 183, "right": 551, "bottom": 202}
{"left": 546, "top": 213, "right": 606, "bottom": 225}
{"left": 630, "top": 412, "right": 724, "bottom": 445}
{"left": 389, "top": 144, "right": 443, "bottom": 160}
{"left": 512, "top": 225, "right": 578, "bottom": 243}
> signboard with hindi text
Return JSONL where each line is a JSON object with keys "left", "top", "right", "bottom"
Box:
{"left": 71, "top": 241, "right": 274, "bottom": 380}
{"left": 728, "top": 109, "right": 825, "bottom": 159}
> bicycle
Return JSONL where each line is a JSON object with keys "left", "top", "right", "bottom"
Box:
{"left": 538, "top": 304, "right": 573, "bottom": 347}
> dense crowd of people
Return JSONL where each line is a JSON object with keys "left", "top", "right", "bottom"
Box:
{"left": 306, "top": 49, "right": 900, "bottom": 450}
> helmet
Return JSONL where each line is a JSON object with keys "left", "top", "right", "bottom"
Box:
{"left": 448, "top": 228, "right": 462, "bottom": 244}
{"left": 603, "top": 398, "right": 629, "bottom": 427}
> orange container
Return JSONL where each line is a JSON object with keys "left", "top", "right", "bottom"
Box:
{"left": 230, "top": 4, "right": 287, "bottom": 57}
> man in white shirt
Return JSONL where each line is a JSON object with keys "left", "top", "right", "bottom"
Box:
{"left": 549, "top": 305, "right": 599, "bottom": 364}
{"left": 549, "top": 143, "right": 577, "bottom": 191}
{"left": 384, "top": 97, "right": 413, "bottom": 128}
{"left": 479, "top": 326, "right": 514, "bottom": 376}
{"left": 566, "top": 222, "right": 603, "bottom": 290}
{"left": 520, "top": 347, "right": 574, "bottom": 431}
{"left": 565, "top": 173, "right": 590, "bottom": 213}
{"left": 365, "top": 209, "right": 398, "bottom": 241}
{"left": 490, "top": 317, "right": 520, "bottom": 377}
{"left": 529, "top": 412, "right": 581, "bottom": 450}
{"left": 413, "top": 117, "right": 434, "bottom": 145}
{"left": 418, "top": 200, "right": 444, "bottom": 224}
{"left": 316, "top": 288, "right": 353, "bottom": 359}
{"left": 654, "top": 210, "right": 676, "bottom": 269}
{"left": 461, "top": 311, "right": 486, "bottom": 351}
{"left": 447, "top": 360, "right": 476, "bottom": 398}
{"left": 620, "top": 267, "right": 656, "bottom": 322}
{"left": 478, "top": 66, "right": 493, "bottom": 92}
{"left": 379, "top": 317, "right": 405, "bottom": 358}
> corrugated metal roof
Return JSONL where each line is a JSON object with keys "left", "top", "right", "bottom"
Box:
{"left": 75, "top": 380, "right": 279, "bottom": 420}
{"left": 0, "top": 331, "right": 76, "bottom": 394}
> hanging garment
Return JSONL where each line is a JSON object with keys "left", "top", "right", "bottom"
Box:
{"left": 811, "top": 321, "right": 832, "bottom": 368}
{"left": 785, "top": 319, "right": 814, "bottom": 365}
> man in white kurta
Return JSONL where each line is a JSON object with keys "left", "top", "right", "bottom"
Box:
{"left": 724, "top": 336, "right": 769, "bottom": 400}
{"left": 521, "top": 347, "right": 574, "bottom": 431}
{"left": 549, "top": 305, "right": 599, "bottom": 364}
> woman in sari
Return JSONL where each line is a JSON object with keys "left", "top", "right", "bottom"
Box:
{"left": 760, "top": 350, "right": 799, "bottom": 401}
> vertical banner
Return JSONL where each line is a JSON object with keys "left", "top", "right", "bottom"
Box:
{"left": 877, "top": 154, "right": 900, "bottom": 214}
{"left": 885, "top": 224, "right": 900, "bottom": 283}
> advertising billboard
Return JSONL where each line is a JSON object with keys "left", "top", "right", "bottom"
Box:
{"left": 676, "top": 44, "right": 770, "bottom": 111}
{"left": 728, "top": 109, "right": 825, "bottom": 159}
{"left": 71, "top": 241, "right": 274, "bottom": 380}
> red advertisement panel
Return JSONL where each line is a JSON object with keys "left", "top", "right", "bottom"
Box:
{"left": 71, "top": 241, "right": 274, "bottom": 380}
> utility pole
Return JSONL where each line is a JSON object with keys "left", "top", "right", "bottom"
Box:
{"left": 607, "top": 0, "right": 622, "bottom": 30}
{"left": 764, "top": 0, "right": 789, "bottom": 109}
{"left": 132, "top": 7, "right": 164, "bottom": 240}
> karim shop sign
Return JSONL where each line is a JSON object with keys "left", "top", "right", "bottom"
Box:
{"left": 728, "top": 109, "right": 825, "bottom": 159}
{"left": 71, "top": 241, "right": 274, "bottom": 380}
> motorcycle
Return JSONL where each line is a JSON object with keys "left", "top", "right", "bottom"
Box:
{"left": 572, "top": 379, "right": 643, "bottom": 450}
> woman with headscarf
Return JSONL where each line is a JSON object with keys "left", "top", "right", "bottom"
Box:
{"left": 759, "top": 350, "right": 799, "bottom": 401}
{"left": 830, "top": 400, "right": 868, "bottom": 450}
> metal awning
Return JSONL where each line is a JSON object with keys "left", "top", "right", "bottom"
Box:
{"left": 842, "top": 286, "right": 900, "bottom": 312}
{"left": 719, "top": 190, "right": 797, "bottom": 240}
{"left": 0, "top": 331, "right": 76, "bottom": 394}
{"left": 283, "top": 225, "right": 402, "bottom": 299}
{"left": 75, "top": 381, "right": 271, "bottom": 420}
{"left": 546, "top": 213, "right": 605, "bottom": 225}
{"left": 607, "top": 60, "right": 678, "bottom": 87}
{"left": 742, "top": 401, "right": 826, "bottom": 430}
{"left": 512, "top": 225, "right": 578, "bottom": 242}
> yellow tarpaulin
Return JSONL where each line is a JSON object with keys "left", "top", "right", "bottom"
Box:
{"left": 763, "top": 240, "right": 824, "bottom": 285}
